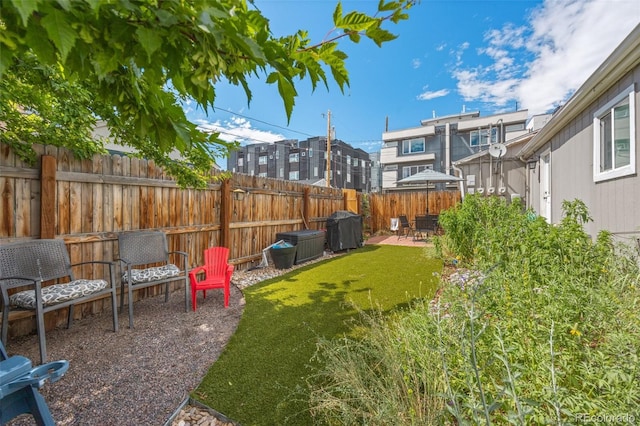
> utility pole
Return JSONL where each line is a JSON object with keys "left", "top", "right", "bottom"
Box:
{"left": 326, "top": 109, "right": 331, "bottom": 187}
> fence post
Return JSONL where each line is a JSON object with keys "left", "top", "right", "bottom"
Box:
{"left": 220, "top": 179, "right": 231, "bottom": 248}
{"left": 40, "top": 155, "right": 56, "bottom": 239}
{"left": 303, "top": 187, "right": 310, "bottom": 229}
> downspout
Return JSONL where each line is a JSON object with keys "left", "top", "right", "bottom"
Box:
{"left": 452, "top": 164, "right": 465, "bottom": 201}
{"left": 445, "top": 122, "right": 451, "bottom": 175}
{"left": 488, "top": 124, "right": 493, "bottom": 189}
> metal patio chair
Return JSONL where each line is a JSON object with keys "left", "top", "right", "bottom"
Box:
{"left": 398, "top": 215, "right": 415, "bottom": 239}
{"left": 117, "top": 231, "right": 189, "bottom": 328}
{"left": 0, "top": 239, "right": 118, "bottom": 364}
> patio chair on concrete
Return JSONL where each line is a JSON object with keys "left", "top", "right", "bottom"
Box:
{"left": 0, "top": 239, "right": 118, "bottom": 364}
{"left": 188, "top": 247, "right": 234, "bottom": 311}
{"left": 413, "top": 215, "right": 431, "bottom": 241}
{"left": 398, "top": 215, "right": 415, "bottom": 239}
{"left": 390, "top": 218, "right": 400, "bottom": 237}
{"left": 117, "top": 231, "right": 189, "bottom": 328}
{"left": 427, "top": 214, "right": 441, "bottom": 235}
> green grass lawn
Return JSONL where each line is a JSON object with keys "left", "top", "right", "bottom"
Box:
{"left": 194, "top": 244, "right": 441, "bottom": 425}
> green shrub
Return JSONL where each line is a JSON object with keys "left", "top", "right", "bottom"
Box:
{"left": 310, "top": 197, "right": 640, "bottom": 424}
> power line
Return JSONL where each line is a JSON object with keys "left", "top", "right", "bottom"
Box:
{"left": 212, "top": 107, "right": 383, "bottom": 151}
{"left": 213, "top": 107, "right": 316, "bottom": 138}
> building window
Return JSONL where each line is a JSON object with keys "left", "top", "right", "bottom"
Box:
{"left": 402, "top": 164, "right": 432, "bottom": 178}
{"left": 505, "top": 123, "right": 525, "bottom": 132}
{"left": 313, "top": 166, "right": 318, "bottom": 177}
{"left": 289, "top": 171, "right": 299, "bottom": 180}
{"left": 259, "top": 155, "right": 267, "bottom": 165}
{"left": 289, "top": 153, "right": 299, "bottom": 163}
{"left": 309, "top": 148, "right": 313, "bottom": 157}
{"left": 279, "top": 167, "right": 284, "bottom": 178}
{"left": 470, "top": 129, "right": 490, "bottom": 147}
{"left": 593, "top": 84, "right": 635, "bottom": 182}
{"left": 275, "top": 151, "right": 280, "bottom": 159}
{"left": 238, "top": 157, "right": 244, "bottom": 167}
{"left": 258, "top": 172, "right": 267, "bottom": 178}
{"left": 402, "top": 138, "right": 425, "bottom": 154}
{"left": 347, "top": 173, "right": 351, "bottom": 183}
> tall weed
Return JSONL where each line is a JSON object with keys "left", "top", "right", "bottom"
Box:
{"left": 309, "top": 196, "right": 640, "bottom": 424}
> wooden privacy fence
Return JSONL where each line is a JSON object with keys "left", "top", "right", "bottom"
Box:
{"left": 365, "top": 190, "right": 461, "bottom": 234}
{"left": 0, "top": 142, "right": 460, "bottom": 337}
{"left": 0, "top": 143, "right": 346, "bottom": 337}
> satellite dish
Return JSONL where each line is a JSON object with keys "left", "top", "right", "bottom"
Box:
{"left": 489, "top": 143, "right": 507, "bottom": 158}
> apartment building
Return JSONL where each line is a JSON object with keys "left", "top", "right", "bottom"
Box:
{"left": 380, "top": 110, "right": 530, "bottom": 192}
{"left": 227, "top": 137, "right": 371, "bottom": 191}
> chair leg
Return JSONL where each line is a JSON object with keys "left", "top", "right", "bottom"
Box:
{"left": 191, "top": 287, "right": 197, "bottom": 312}
{"left": 1, "top": 302, "right": 9, "bottom": 346}
{"left": 224, "top": 285, "right": 230, "bottom": 308}
{"left": 36, "top": 308, "right": 47, "bottom": 365}
{"left": 67, "top": 305, "right": 74, "bottom": 329}
{"left": 119, "top": 281, "right": 126, "bottom": 314}
{"left": 110, "top": 291, "right": 119, "bottom": 332}
{"left": 127, "top": 285, "right": 134, "bottom": 329}
{"left": 25, "top": 386, "right": 57, "bottom": 426}
{"left": 184, "top": 276, "right": 190, "bottom": 312}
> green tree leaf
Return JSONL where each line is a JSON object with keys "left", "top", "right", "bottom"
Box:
{"left": 136, "top": 27, "right": 163, "bottom": 62}
{"left": 40, "top": 7, "right": 77, "bottom": 62}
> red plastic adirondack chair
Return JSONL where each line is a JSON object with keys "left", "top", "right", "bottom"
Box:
{"left": 188, "top": 247, "right": 234, "bottom": 311}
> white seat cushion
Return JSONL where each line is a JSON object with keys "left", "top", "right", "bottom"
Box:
{"left": 122, "top": 264, "right": 180, "bottom": 284}
{"left": 10, "top": 279, "right": 109, "bottom": 309}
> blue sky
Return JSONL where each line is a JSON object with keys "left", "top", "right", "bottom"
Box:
{"left": 188, "top": 0, "right": 640, "bottom": 157}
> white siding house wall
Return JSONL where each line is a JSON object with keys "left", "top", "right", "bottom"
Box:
{"left": 520, "top": 24, "right": 640, "bottom": 240}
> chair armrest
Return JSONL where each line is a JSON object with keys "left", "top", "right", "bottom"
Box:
{"left": 71, "top": 260, "right": 115, "bottom": 267}
{"left": 189, "top": 266, "right": 206, "bottom": 277}
{"left": 115, "top": 257, "right": 133, "bottom": 267}
{"left": 169, "top": 251, "right": 188, "bottom": 270}
{"left": 0, "top": 276, "right": 39, "bottom": 290}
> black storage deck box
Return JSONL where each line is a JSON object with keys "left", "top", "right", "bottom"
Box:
{"left": 275, "top": 230, "right": 326, "bottom": 264}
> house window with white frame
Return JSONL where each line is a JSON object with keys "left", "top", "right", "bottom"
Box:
{"left": 258, "top": 155, "right": 267, "bottom": 165}
{"left": 289, "top": 153, "right": 299, "bottom": 163}
{"left": 593, "top": 84, "right": 636, "bottom": 182}
{"left": 289, "top": 170, "right": 299, "bottom": 180}
{"left": 402, "top": 138, "right": 425, "bottom": 154}
{"left": 402, "top": 164, "right": 431, "bottom": 179}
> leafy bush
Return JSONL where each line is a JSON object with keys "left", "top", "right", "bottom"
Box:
{"left": 310, "top": 196, "right": 640, "bottom": 424}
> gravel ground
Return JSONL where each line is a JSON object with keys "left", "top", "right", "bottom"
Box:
{"left": 4, "top": 252, "right": 342, "bottom": 426}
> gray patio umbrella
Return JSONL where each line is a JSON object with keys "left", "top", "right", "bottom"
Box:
{"left": 397, "top": 169, "right": 463, "bottom": 214}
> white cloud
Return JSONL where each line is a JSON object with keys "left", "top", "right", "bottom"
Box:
{"left": 412, "top": 58, "right": 422, "bottom": 69}
{"left": 417, "top": 87, "right": 450, "bottom": 101}
{"left": 195, "top": 116, "right": 285, "bottom": 145}
{"left": 452, "top": 0, "right": 640, "bottom": 115}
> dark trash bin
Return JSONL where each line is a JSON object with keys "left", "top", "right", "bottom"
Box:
{"left": 275, "top": 230, "right": 326, "bottom": 264}
{"left": 269, "top": 242, "right": 297, "bottom": 270}
{"left": 326, "top": 210, "right": 363, "bottom": 252}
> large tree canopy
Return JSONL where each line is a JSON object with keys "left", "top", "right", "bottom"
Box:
{"left": 0, "top": 0, "right": 414, "bottom": 187}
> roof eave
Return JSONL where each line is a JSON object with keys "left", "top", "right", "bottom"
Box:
{"left": 519, "top": 24, "right": 640, "bottom": 159}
